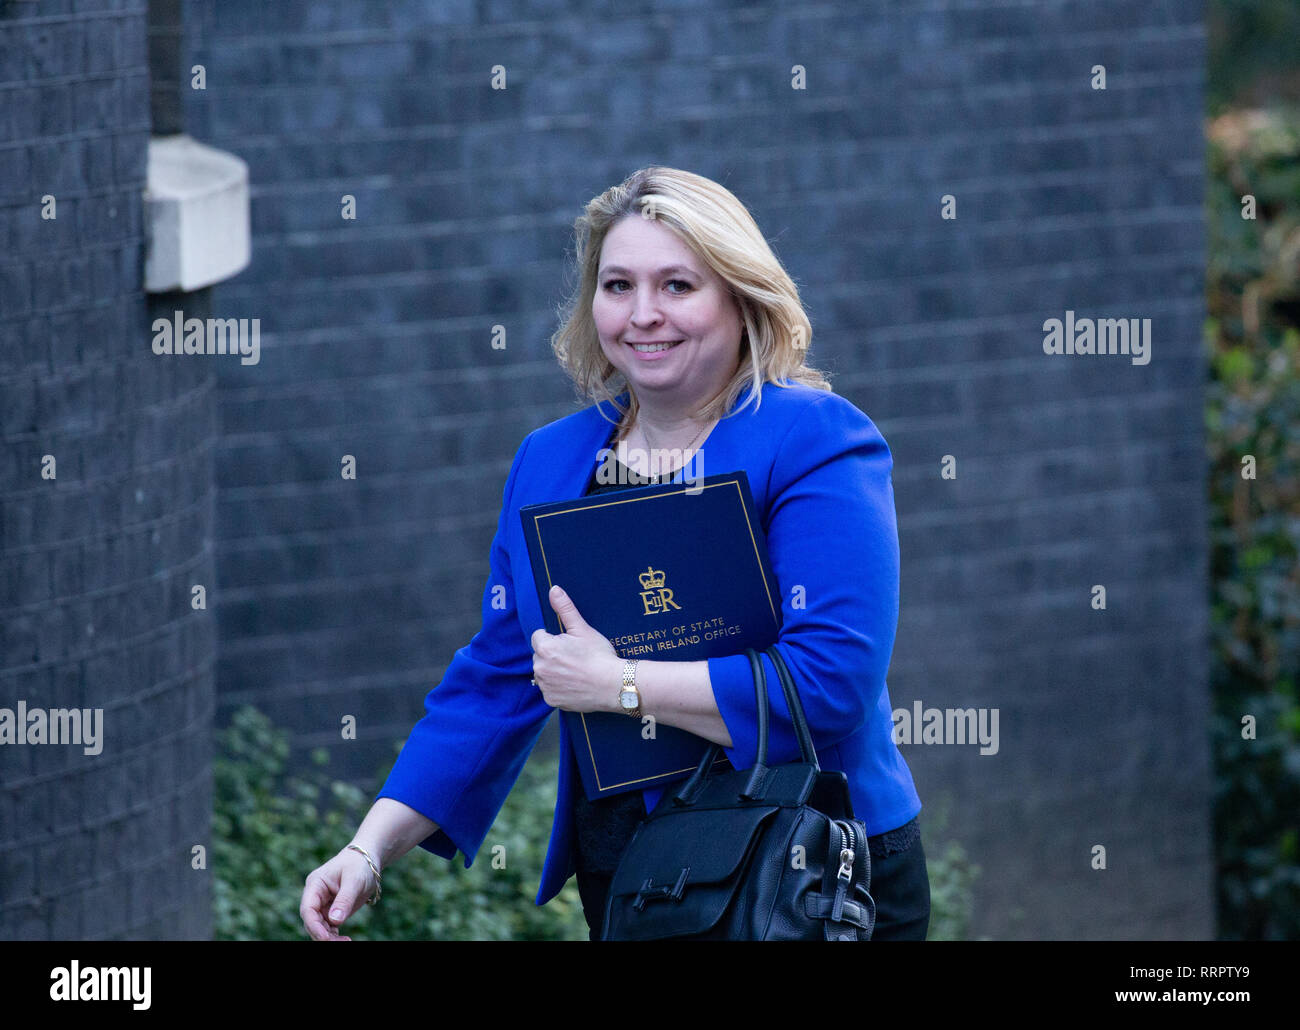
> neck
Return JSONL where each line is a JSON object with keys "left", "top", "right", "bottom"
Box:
{"left": 637, "top": 406, "right": 704, "bottom": 438}
{"left": 620, "top": 379, "right": 733, "bottom": 445}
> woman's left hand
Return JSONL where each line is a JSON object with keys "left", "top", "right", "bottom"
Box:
{"left": 530, "top": 585, "right": 623, "bottom": 714}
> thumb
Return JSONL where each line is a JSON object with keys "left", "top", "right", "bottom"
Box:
{"left": 329, "top": 877, "right": 366, "bottom": 926}
{"left": 549, "top": 585, "right": 590, "bottom": 633}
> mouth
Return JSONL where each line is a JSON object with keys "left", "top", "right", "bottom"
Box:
{"left": 626, "top": 339, "right": 684, "bottom": 354}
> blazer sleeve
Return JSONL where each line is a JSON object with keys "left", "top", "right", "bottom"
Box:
{"left": 375, "top": 430, "right": 553, "bottom": 867}
{"left": 705, "top": 392, "right": 901, "bottom": 769}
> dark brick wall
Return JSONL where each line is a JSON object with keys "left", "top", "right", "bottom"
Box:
{"left": 179, "top": 1, "right": 576, "bottom": 769}
{"left": 0, "top": 0, "right": 215, "bottom": 939}
{"left": 5, "top": 1, "right": 1210, "bottom": 939}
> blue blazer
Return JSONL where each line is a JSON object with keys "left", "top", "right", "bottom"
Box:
{"left": 377, "top": 378, "right": 921, "bottom": 905}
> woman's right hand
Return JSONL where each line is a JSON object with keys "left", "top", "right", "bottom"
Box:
{"left": 300, "top": 848, "right": 379, "bottom": 941}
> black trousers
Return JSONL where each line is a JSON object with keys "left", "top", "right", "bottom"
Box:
{"left": 576, "top": 824, "right": 932, "bottom": 941}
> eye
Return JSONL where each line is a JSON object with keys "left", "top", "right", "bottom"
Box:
{"left": 601, "top": 279, "right": 693, "bottom": 294}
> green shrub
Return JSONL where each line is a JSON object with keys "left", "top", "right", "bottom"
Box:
{"left": 917, "top": 795, "right": 979, "bottom": 941}
{"left": 212, "top": 705, "right": 588, "bottom": 940}
{"left": 923, "top": 838, "right": 978, "bottom": 941}
{"left": 1208, "top": 0, "right": 1300, "bottom": 113}
{"left": 213, "top": 704, "right": 977, "bottom": 939}
{"left": 1205, "top": 106, "right": 1300, "bottom": 939}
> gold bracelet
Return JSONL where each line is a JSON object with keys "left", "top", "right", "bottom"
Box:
{"left": 345, "top": 843, "right": 382, "bottom": 905}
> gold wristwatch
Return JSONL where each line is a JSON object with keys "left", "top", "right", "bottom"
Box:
{"left": 618, "top": 658, "right": 641, "bottom": 718}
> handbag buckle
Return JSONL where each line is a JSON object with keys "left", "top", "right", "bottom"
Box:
{"left": 633, "top": 867, "right": 691, "bottom": 911}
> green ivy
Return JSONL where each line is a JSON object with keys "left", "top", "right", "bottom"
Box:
{"left": 212, "top": 706, "right": 588, "bottom": 941}
{"left": 924, "top": 839, "right": 979, "bottom": 941}
{"left": 1205, "top": 106, "right": 1300, "bottom": 939}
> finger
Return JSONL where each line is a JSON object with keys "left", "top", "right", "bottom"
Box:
{"left": 549, "top": 585, "right": 589, "bottom": 632}
{"left": 300, "top": 877, "right": 336, "bottom": 941}
{"left": 530, "top": 628, "right": 551, "bottom": 653}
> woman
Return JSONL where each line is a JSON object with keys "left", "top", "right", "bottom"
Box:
{"left": 299, "top": 167, "right": 929, "bottom": 941}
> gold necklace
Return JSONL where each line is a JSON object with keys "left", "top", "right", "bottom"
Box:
{"left": 624, "top": 416, "right": 714, "bottom": 478}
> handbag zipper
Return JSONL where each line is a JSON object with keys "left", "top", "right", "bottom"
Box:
{"left": 836, "top": 820, "right": 856, "bottom": 881}
{"left": 829, "top": 820, "right": 857, "bottom": 928}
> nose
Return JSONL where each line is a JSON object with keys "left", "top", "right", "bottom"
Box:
{"left": 629, "top": 289, "right": 663, "bottom": 330}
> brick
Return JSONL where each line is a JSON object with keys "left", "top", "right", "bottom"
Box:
{"left": 21, "top": 22, "right": 84, "bottom": 80}
{"left": 80, "top": 875, "right": 129, "bottom": 939}
{"left": 0, "top": 900, "right": 49, "bottom": 940}
{"left": 84, "top": 18, "right": 121, "bottom": 76}
{"left": 0, "top": 261, "right": 33, "bottom": 319}
{"left": 111, "top": 129, "right": 147, "bottom": 184}
{"left": 0, "top": 848, "right": 36, "bottom": 900}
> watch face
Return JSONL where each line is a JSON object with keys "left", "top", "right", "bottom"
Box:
{"left": 619, "top": 690, "right": 638, "bottom": 710}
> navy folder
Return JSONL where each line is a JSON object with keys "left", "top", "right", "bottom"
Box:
{"left": 519, "top": 470, "right": 784, "bottom": 800}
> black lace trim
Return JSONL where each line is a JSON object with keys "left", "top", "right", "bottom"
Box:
{"left": 867, "top": 816, "right": 920, "bottom": 859}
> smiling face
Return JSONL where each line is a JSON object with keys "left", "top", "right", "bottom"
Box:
{"left": 592, "top": 213, "right": 744, "bottom": 415}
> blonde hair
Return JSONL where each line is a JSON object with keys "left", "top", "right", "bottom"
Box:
{"left": 550, "top": 166, "right": 832, "bottom": 434}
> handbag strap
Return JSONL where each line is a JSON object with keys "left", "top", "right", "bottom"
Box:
{"left": 673, "top": 647, "right": 772, "bottom": 806}
{"left": 739, "top": 648, "right": 770, "bottom": 800}
{"left": 671, "top": 645, "right": 824, "bottom": 804}
{"left": 764, "top": 645, "right": 820, "bottom": 770}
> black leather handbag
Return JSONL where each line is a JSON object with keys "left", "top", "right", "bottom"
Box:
{"left": 600, "top": 645, "right": 875, "bottom": 941}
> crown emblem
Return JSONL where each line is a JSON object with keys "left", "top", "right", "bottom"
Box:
{"left": 638, "top": 566, "right": 666, "bottom": 590}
